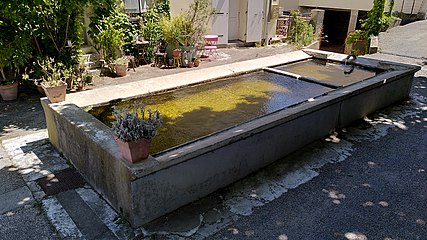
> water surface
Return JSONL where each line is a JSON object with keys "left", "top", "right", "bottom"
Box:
{"left": 89, "top": 71, "right": 332, "bottom": 154}
{"left": 275, "top": 59, "right": 379, "bottom": 86}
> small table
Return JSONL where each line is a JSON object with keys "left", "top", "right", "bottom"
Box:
{"left": 131, "top": 40, "right": 149, "bottom": 65}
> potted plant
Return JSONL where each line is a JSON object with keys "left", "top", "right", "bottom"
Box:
{"left": 112, "top": 57, "right": 129, "bottom": 77}
{"left": 160, "top": 0, "right": 213, "bottom": 60}
{"left": 0, "top": 24, "right": 31, "bottom": 101}
{"left": 344, "top": 30, "right": 368, "bottom": 55}
{"left": 38, "top": 57, "right": 68, "bottom": 103}
{"left": 83, "top": 72, "right": 94, "bottom": 85}
{"left": 0, "top": 78, "right": 19, "bottom": 101}
{"left": 111, "top": 103, "right": 162, "bottom": 163}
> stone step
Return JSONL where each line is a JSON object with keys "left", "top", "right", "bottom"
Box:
{"left": 43, "top": 188, "right": 134, "bottom": 240}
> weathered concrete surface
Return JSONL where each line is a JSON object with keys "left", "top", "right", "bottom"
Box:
{"left": 66, "top": 51, "right": 311, "bottom": 107}
{"left": 378, "top": 20, "right": 427, "bottom": 59}
{"left": 0, "top": 186, "right": 33, "bottom": 214}
{"left": 42, "top": 48, "right": 419, "bottom": 228}
{"left": 210, "top": 71, "right": 427, "bottom": 240}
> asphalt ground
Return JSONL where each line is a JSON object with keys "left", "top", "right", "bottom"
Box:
{"left": 0, "top": 20, "right": 426, "bottom": 240}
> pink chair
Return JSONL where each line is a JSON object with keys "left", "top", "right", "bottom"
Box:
{"left": 203, "top": 35, "right": 219, "bottom": 58}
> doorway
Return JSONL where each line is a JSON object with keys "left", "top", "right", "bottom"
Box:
{"left": 321, "top": 10, "right": 350, "bottom": 53}
{"left": 228, "top": 0, "right": 240, "bottom": 40}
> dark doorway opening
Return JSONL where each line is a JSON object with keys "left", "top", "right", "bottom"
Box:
{"left": 321, "top": 10, "right": 351, "bottom": 53}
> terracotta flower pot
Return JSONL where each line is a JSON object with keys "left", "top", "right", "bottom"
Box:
{"left": 115, "top": 137, "right": 151, "bottom": 163}
{"left": 115, "top": 64, "right": 128, "bottom": 77}
{"left": 194, "top": 60, "right": 200, "bottom": 67}
{"left": 172, "top": 48, "right": 182, "bottom": 58}
{"left": 0, "top": 82, "right": 18, "bottom": 101}
{"left": 42, "top": 83, "right": 66, "bottom": 103}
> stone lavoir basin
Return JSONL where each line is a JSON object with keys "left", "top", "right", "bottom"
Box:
{"left": 89, "top": 71, "right": 333, "bottom": 154}
{"left": 41, "top": 49, "right": 420, "bottom": 227}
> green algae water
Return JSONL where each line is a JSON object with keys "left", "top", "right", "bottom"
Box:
{"left": 275, "top": 59, "right": 379, "bottom": 86}
{"left": 89, "top": 71, "right": 332, "bottom": 154}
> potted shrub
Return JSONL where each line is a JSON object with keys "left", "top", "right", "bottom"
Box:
{"left": 38, "top": 57, "right": 68, "bottom": 103}
{"left": 345, "top": 30, "right": 368, "bottom": 55}
{"left": 0, "top": 80, "right": 19, "bottom": 101}
{"left": 0, "top": 24, "right": 31, "bottom": 101}
{"left": 112, "top": 57, "right": 129, "bottom": 77}
{"left": 160, "top": 0, "right": 213, "bottom": 60}
{"left": 112, "top": 103, "right": 162, "bottom": 163}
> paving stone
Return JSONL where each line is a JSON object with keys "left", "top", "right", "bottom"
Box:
{"left": 0, "top": 186, "right": 33, "bottom": 214}
{"left": 56, "top": 190, "right": 117, "bottom": 239}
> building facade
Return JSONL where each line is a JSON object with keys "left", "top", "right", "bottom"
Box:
{"left": 170, "top": 0, "right": 280, "bottom": 45}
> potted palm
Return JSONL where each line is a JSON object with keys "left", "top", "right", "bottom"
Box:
{"left": 38, "top": 57, "right": 69, "bottom": 103}
{"left": 112, "top": 103, "right": 162, "bottom": 163}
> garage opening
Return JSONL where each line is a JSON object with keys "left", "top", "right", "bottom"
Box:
{"left": 321, "top": 10, "right": 351, "bottom": 53}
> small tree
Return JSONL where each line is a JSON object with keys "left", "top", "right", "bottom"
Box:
{"left": 361, "top": 0, "right": 395, "bottom": 38}
{"left": 288, "top": 10, "right": 315, "bottom": 48}
{"left": 0, "top": 3, "right": 32, "bottom": 82}
{"left": 89, "top": 1, "right": 140, "bottom": 63}
{"left": 142, "top": 0, "right": 171, "bottom": 61}
{"left": 160, "top": 0, "right": 213, "bottom": 48}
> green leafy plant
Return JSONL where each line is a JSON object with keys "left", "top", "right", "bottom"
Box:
{"left": 361, "top": 0, "right": 395, "bottom": 38}
{"left": 160, "top": 0, "right": 213, "bottom": 48}
{"left": 288, "top": 10, "right": 315, "bottom": 48}
{"left": 0, "top": 0, "right": 100, "bottom": 87}
{"left": 141, "top": 0, "right": 170, "bottom": 61}
{"left": 345, "top": 30, "right": 367, "bottom": 45}
{"left": 89, "top": 1, "right": 140, "bottom": 63}
{"left": 38, "top": 57, "right": 70, "bottom": 87}
{"left": 112, "top": 102, "right": 162, "bottom": 142}
{"left": 112, "top": 57, "right": 129, "bottom": 65}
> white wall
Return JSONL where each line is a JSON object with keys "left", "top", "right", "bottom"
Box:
{"left": 299, "top": 0, "right": 373, "bottom": 11}
{"left": 394, "top": 0, "right": 426, "bottom": 14}
{"left": 169, "top": 0, "right": 192, "bottom": 16}
{"left": 279, "top": 0, "right": 299, "bottom": 11}
{"left": 297, "top": 0, "right": 426, "bottom": 14}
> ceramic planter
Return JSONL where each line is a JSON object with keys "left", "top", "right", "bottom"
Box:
{"left": 0, "top": 82, "right": 18, "bottom": 101}
{"left": 194, "top": 60, "right": 200, "bottom": 67}
{"left": 114, "top": 137, "right": 151, "bottom": 163}
{"left": 115, "top": 64, "right": 128, "bottom": 77}
{"left": 42, "top": 83, "right": 66, "bottom": 103}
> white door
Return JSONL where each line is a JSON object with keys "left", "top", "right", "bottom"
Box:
{"left": 246, "top": 0, "right": 264, "bottom": 42}
{"left": 228, "top": 0, "right": 240, "bottom": 40}
{"left": 239, "top": 0, "right": 247, "bottom": 41}
{"left": 211, "top": 0, "right": 229, "bottom": 45}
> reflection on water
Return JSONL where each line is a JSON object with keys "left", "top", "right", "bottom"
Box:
{"left": 275, "top": 59, "right": 379, "bottom": 86}
{"left": 89, "top": 71, "right": 332, "bottom": 154}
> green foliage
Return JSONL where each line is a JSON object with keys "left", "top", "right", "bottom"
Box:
{"left": 142, "top": 0, "right": 170, "bottom": 61}
{"left": 160, "top": 0, "right": 213, "bottom": 47}
{"left": 386, "top": 0, "right": 395, "bottom": 17}
{"left": 89, "top": 2, "right": 139, "bottom": 63}
{"left": 0, "top": 17, "right": 32, "bottom": 82}
{"left": 38, "top": 57, "right": 71, "bottom": 87}
{"left": 345, "top": 30, "right": 367, "bottom": 45}
{"left": 0, "top": 0, "right": 100, "bottom": 82}
{"left": 361, "top": 0, "right": 394, "bottom": 37}
{"left": 112, "top": 57, "right": 129, "bottom": 65}
{"left": 288, "top": 10, "right": 315, "bottom": 48}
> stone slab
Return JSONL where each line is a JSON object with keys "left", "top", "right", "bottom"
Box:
{"left": 0, "top": 186, "right": 33, "bottom": 214}
{"left": 56, "top": 190, "right": 117, "bottom": 239}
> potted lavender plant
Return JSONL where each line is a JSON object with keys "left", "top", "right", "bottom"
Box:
{"left": 112, "top": 103, "right": 162, "bottom": 163}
